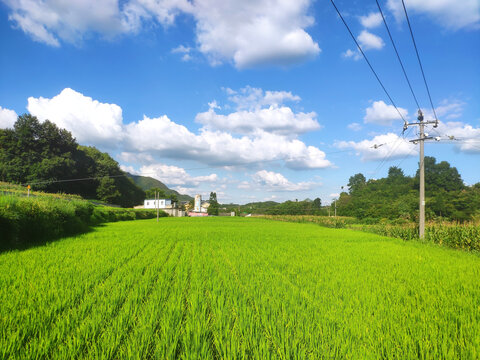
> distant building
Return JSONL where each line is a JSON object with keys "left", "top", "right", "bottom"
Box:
{"left": 188, "top": 194, "right": 209, "bottom": 216}
{"left": 194, "top": 194, "right": 202, "bottom": 212}
{"left": 141, "top": 198, "right": 185, "bottom": 217}
{"left": 144, "top": 199, "right": 171, "bottom": 209}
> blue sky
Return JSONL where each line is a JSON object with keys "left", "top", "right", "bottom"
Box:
{"left": 0, "top": 0, "right": 479, "bottom": 204}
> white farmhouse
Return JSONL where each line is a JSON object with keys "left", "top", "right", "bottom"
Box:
{"left": 144, "top": 199, "right": 172, "bottom": 209}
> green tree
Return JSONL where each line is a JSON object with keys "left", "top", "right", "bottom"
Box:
{"left": 415, "top": 156, "right": 464, "bottom": 193}
{"left": 0, "top": 114, "right": 144, "bottom": 207}
{"left": 145, "top": 188, "right": 166, "bottom": 199}
{"left": 208, "top": 192, "right": 219, "bottom": 215}
{"left": 387, "top": 166, "right": 406, "bottom": 182}
{"left": 0, "top": 114, "right": 78, "bottom": 192}
{"left": 96, "top": 177, "right": 121, "bottom": 204}
{"left": 347, "top": 173, "right": 366, "bottom": 194}
{"left": 168, "top": 193, "right": 178, "bottom": 203}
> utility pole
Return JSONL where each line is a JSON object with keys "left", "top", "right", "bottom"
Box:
{"left": 156, "top": 191, "right": 159, "bottom": 222}
{"left": 334, "top": 199, "right": 337, "bottom": 217}
{"left": 404, "top": 110, "right": 437, "bottom": 238}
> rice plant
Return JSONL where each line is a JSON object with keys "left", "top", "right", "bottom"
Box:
{"left": 0, "top": 218, "right": 479, "bottom": 359}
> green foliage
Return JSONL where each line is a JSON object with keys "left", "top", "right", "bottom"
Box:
{"left": 347, "top": 173, "right": 366, "bottom": 194}
{"left": 207, "top": 192, "right": 219, "bottom": 215}
{"left": 145, "top": 188, "right": 166, "bottom": 199}
{"left": 127, "top": 174, "right": 193, "bottom": 202}
{"left": 0, "top": 193, "right": 164, "bottom": 250}
{"left": 0, "top": 115, "right": 145, "bottom": 207}
{"left": 337, "top": 161, "right": 478, "bottom": 222}
{"left": 357, "top": 222, "right": 480, "bottom": 252}
{"left": 0, "top": 218, "right": 479, "bottom": 358}
{"left": 415, "top": 156, "right": 464, "bottom": 193}
{"left": 222, "top": 199, "right": 327, "bottom": 216}
{"left": 263, "top": 214, "right": 355, "bottom": 228}
{"left": 144, "top": 188, "right": 178, "bottom": 203}
{"left": 262, "top": 215, "right": 480, "bottom": 252}
{"left": 265, "top": 199, "right": 327, "bottom": 215}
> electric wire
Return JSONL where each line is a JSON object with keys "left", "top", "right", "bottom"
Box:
{"left": 7, "top": 133, "right": 439, "bottom": 189}
{"left": 401, "top": 0, "right": 439, "bottom": 122}
{"left": 12, "top": 148, "right": 353, "bottom": 187}
{"left": 375, "top": 0, "right": 421, "bottom": 111}
{"left": 371, "top": 126, "right": 415, "bottom": 178}
{"left": 329, "top": 0, "right": 407, "bottom": 124}
{"left": 395, "top": 145, "right": 417, "bottom": 169}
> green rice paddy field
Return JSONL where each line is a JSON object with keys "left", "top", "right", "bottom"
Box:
{"left": 1, "top": 217, "right": 479, "bottom": 359}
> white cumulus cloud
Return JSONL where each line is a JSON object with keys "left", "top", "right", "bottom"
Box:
{"left": 357, "top": 30, "right": 385, "bottom": 50}
{"left": 4, "top": 0, "right": 128, "bottom": 46}
{"left": 336, "top": 133, "right": 417, "bottom": 161}
{"left": 0, "top": 106, "right": 18, "bottom": 129}
{"left": 27, "top": 88, "right": 124, "bottom": 147}
{"left": 138, "top": 163, "right": 218, "bottom": 188}
{"left": 359, "top": 12, "right": 383, "bottom": 28}
{"left": 196, "top": 86, "right": 319, "bottom": 135}
{"left": 196, "top": 107, "right": 320, "bottom": 136}
{"left": 124, "top": 126, "right": 332, "bottom": 170}
{"left": 226, "top": 86, "right": 301, "bottom": 111}
{"left": 252, "top": 170, "right": 318, "bottom": 192}
{"left": 364, "top": 100, "right": 408, "bottom": 126}
{"left": 23, "top": 87, "right": 332, "bottom": 171}
{"left": 4, "top": 0, "right": 321, "bottom": 68}
{"left": 192, "top": 0, "right": 320, "bottom": 68}
{"left": 435, "top": 99, "right": 465, "bottom": 120}
{"left": 124, "top": 115, "right": 205, "bottom": 156}
{"left": 342, "top": 48, "right": 361, "bottom": 61}
{"left": 171, "top": 44, "right": 193, "bottom": 61}
{"left": 387, "top": 0, "right": 480, "bottom": 30}
{"left": 435, "top": 121, "right": 480, "bottom": 153}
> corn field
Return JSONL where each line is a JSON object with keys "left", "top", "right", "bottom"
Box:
{"left": 261, "top": 215, "right": 480, "bottom": 252}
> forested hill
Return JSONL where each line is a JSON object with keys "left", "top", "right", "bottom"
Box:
{"left": 0, "top": 114, "right": 144, "bottom": 207}
{"left": 126, "top": 174, "right": 193, "bottom": 202}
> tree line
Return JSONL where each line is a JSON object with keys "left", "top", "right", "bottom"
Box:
{"left": 221, "top": 198, "right": 324, "bottom": 216}
{"left": 334, "top": 159, "right": 480, "bottom": 222}
{"left": 0, "top": 114, "right": 145, "bottom": 207}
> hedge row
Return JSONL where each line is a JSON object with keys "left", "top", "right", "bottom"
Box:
{"left": 0, "top": 195, "right": 166, "bottom": 250}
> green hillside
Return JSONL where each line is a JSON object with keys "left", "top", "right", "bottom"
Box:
{"left": 126, "top": 173, "right": 193, "bottom": 202}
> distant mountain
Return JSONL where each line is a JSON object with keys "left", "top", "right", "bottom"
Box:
{"left": 126, "top": 173, "right": 193, "bottom": 202}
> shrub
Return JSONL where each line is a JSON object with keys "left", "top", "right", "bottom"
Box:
{"left": 0, "top": 195, "right": 165, "bottom": 251}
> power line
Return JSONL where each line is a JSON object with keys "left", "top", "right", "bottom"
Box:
{"left": 11, "top": 135, "right": 428, "bottom": 188}
{"left": 329, "top": 0, "right": 407, "bottom": 125}
{"left": 395, "top": 144, "right": 417, "bottom": 169}
{"left": 15, "top": 148, "right": 354, "bottom": 187}
{"left": 371, "top": 126, "right": 415, "bottom": 178}
{"left": 401, "top": 0, "right": 439, "bottom": 123}
{"left": 375, "top": 0, "right": 421, "bottom": 110}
